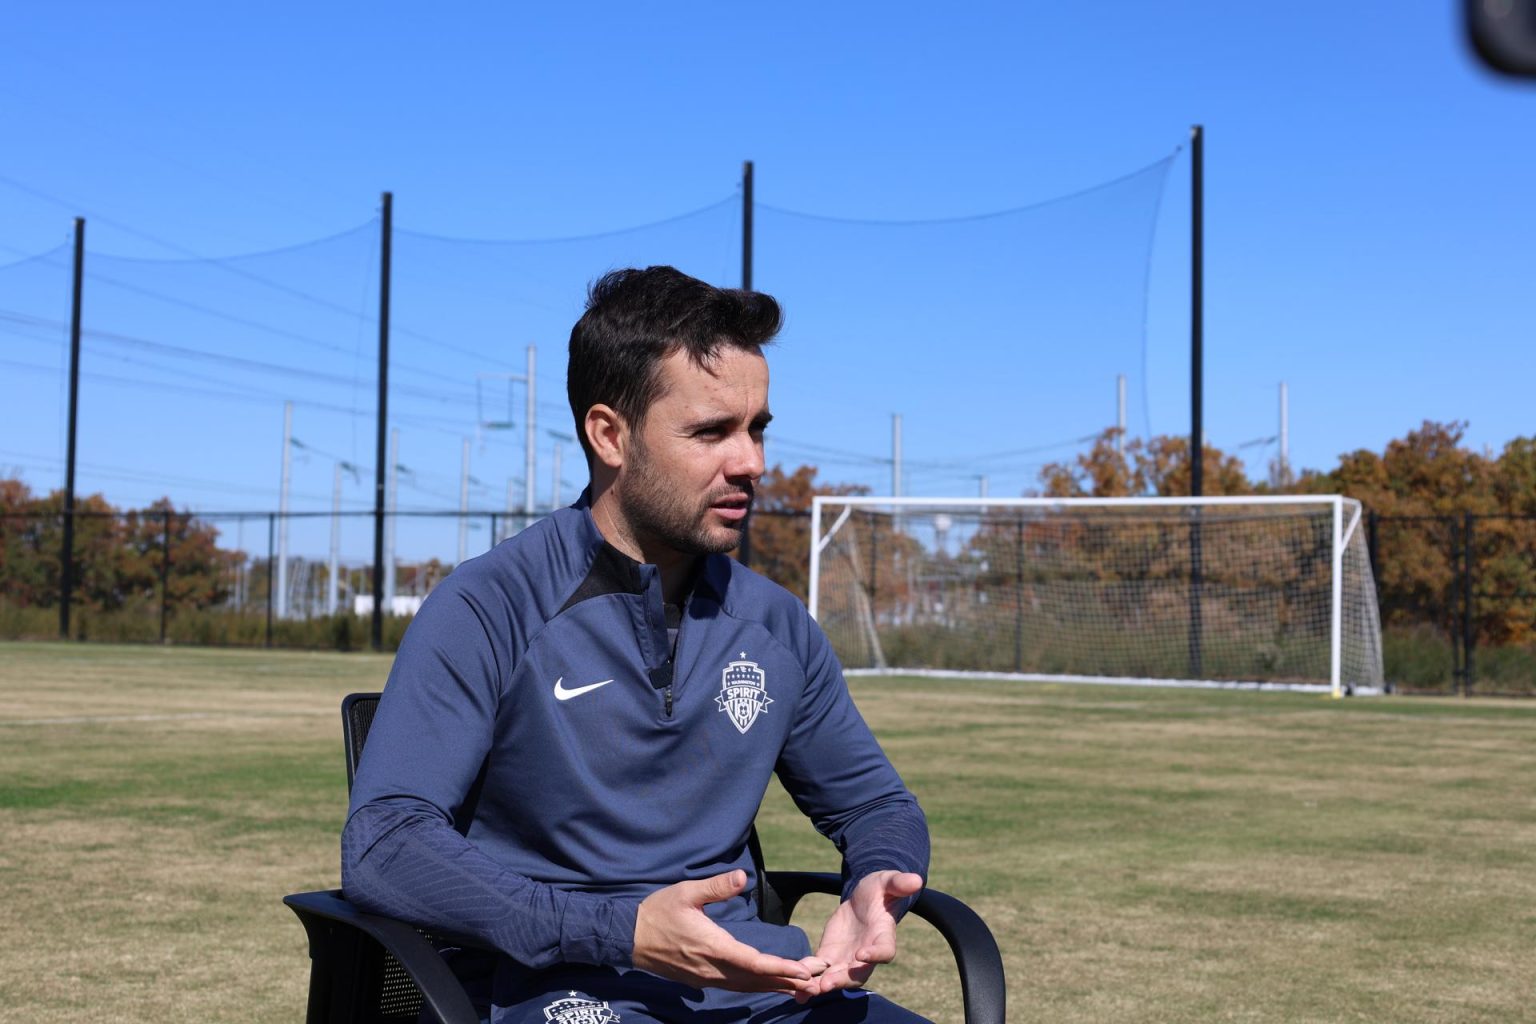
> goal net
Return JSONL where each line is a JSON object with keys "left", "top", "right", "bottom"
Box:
{"left": 808, "top": 496, "right": 1384, "bottom": 696}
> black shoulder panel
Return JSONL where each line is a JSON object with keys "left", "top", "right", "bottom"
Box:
{"left": 558, "top": 541, "right": 645, "bottom": 613}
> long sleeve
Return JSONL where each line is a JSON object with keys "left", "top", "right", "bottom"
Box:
{"left": 339, "top": 583, "right": 638, "bottom": 969}
{"left": 773, "top": 615, "right": 930, "bottom": 912}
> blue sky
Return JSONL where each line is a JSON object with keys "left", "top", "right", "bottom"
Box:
{"left": 2, "top": 3, "right": 1533, "bottom": 560}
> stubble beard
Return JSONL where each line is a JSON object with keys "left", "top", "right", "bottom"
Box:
{"left": 621, "top": 442, "right": 750, "bottom": 557}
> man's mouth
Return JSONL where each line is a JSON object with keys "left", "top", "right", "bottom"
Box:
{"left": 710, "top": 493, "right": 753, "bottom": 522}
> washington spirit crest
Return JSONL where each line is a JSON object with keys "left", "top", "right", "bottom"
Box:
{"left": 716, "top": 654, "right": 772, "bottom": 734}
{"left": 542, "top": 993, "right": 620, "bottom": 1024}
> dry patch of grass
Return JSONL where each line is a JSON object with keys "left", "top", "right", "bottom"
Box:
{"left": 0, "top": 642, "right": 386, "bottom": 1023}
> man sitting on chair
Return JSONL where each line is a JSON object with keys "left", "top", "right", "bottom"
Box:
{"left": 342, "top": 266, "right": 931, "bottom": 1024}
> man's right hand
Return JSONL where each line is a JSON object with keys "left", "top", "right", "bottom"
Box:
{"left": 632, "top": 870, "right": 825, "bottom": 996}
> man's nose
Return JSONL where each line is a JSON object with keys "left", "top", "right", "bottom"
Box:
{"left": 726, "top": 432, "right": 765, "bottom": 481}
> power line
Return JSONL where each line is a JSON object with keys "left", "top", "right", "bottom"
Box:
{"left": 0, "top": 310, "right": 479, "bottom": 406}
{"left": 0, "top": 355, "right": 473, "bottom": 436}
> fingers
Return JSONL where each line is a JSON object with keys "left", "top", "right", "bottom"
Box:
{"left": 812, "top": 960, "right": 876, "bottom": 995}
{"left": 855, "top": 923, "right": 897, "bottom": 965}
{"left": 732, "top": 945, "right": 815, "bottom": 983}
{"left": 683, "top": 869, "right": 748, "bottom": 908}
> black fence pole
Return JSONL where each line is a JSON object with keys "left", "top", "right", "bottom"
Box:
{"left": 159, "top": 508, "right": 171, "bottom": 644}
{"left": 738, "top": 515, "right": 752, "bottom": 568}
{"left": 1189, "top": 513, "right": 1204, "bottom": 678}
{"left": 489, "top": 512, "right": 498, "bottom": 550}
{"left": 1187, "top": 125, "right": 1205, "bottom": 680}
{"left": 60, "top": 217, "right": 85, "bottom": 640}
{"left": 266, "top": 512, "right": 276, "bottom": 649}
{"left": 742, "top": 160, "right": 754, "bottom": 292}
{"left": 1463, "top": 512, "right": 1475, "bottom": 696}
{"left": 1190, "top": 125, "right": 1205, "bottom": 500}
{"left": 372, "top": 191, "right": 393, "bottom": 652}
{"left": 1014, "top": 517, "right": 1025, "bottom": 672}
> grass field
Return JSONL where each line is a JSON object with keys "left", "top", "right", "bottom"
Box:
{"left": 2, "top": 641, "right": 1534, "bottom": 1023}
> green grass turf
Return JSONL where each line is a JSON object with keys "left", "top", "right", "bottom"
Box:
{"left": 2, "top": 640, "right": 1534, "bottom": 1022}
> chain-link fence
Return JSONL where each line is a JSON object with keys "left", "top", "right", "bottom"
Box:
{"left": 4, "top": 506, "right": 1534, "bottom": 694}
{"left": 0, "top": 507, "right": 539, "bottom": 650}
{"left": 1367, "top": 512, "right": 1536, "bottom": 695}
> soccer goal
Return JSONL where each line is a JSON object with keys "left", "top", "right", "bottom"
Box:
{"left": 808, "top": 496, "right": 1384, "bottom": 697}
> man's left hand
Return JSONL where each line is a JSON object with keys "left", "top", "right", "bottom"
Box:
{"left": 797, "top": 870, "right": 924, "bottom": 1001}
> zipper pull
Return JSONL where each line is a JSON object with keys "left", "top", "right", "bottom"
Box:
{"left": 649, "top": 662, "right": 675, "bottom": 718}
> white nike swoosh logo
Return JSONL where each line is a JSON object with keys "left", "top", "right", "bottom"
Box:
{"left": 553, "top": 677, "right": 615, "bottom": 701}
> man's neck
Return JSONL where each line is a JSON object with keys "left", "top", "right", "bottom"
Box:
{"left": 589, "top": 488, "right": 701, "bottom": 605}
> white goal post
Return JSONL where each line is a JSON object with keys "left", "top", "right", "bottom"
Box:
{"left": 808, "top": 495, "right": 1384, "bottom": 698}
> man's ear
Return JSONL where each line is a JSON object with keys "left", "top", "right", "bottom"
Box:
{"left": 584, "top": 404, "right": 627, "bottom": 471}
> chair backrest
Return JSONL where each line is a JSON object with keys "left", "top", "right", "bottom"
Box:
{"left": 340, "top": 691, "right": 783, "bottom": 923}
{"left": 342, "top": 692, "right": 382, "bottom": 793}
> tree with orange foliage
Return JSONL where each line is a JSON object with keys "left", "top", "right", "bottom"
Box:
{"left": 1038, "top": 428, "right": 1252, "bottom": 498}
{"left": 743, "top": 464, "right": 867, "bottom": 601}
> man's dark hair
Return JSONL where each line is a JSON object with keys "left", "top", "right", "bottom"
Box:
{"left": 567, "top": 266, "right": 781, "bottom": 466}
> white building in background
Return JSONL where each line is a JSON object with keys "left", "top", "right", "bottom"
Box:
{"left": 352, "top": 594, "right": 425, "bottom": 617}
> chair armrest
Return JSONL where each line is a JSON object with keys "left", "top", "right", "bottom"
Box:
{"left": 764, "top": 871, "right": 1006, "bottom": 1024}
{"left": 284, "top": 889, "right": 481, "bottom": 1024}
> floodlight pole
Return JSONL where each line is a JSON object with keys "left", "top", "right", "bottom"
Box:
{"left": 1189, "top": 124, "right": 1205, "bottom": 679}
{"left": 372, "top": 192, "right": 392, "bottom": 651}
{"left": 59, "top": 217, "right": 84, "bottom": 640}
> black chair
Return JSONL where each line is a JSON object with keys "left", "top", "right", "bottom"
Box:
{"left": 285, "top": 693, "right": 1006, "bottom": 1023}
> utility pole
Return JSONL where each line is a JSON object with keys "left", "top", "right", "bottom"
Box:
{"left": 327, "top": 462, "right": 342, "bottom": 615}
{"left": 458, "top": 438, "right": 471, "bottom": 565}
{"left": 479, "top": 351, "right": 538, "bottom": 526}
{"left": 551, "top": 442, "right": 563, "bottom": 510}
{"left": 891, "top": 413, "right": 902, "bottom": 498}
{"left": 1279, "top": 381, "right": 1290, "bottom": 486}
{"left": 277, "top": 401, "right": 293, "bottom": 619}
{"left": 1116, "top": 374, "right": 1127, "bottom": 457}
{"left": 59, "top": 217, "right": 84, "bottom": 640}
{"left": 524, "top": 345, "right": 536, "bottom": 520}
{"left": 978, "top": 475, "right": 989, "bottom": 498}
{"left": 505, "top": 479, "right": 516, "bottom": 543}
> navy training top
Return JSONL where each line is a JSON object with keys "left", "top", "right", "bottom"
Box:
{"left": 340, "top": 493, "right": 929, "bottom": 980}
